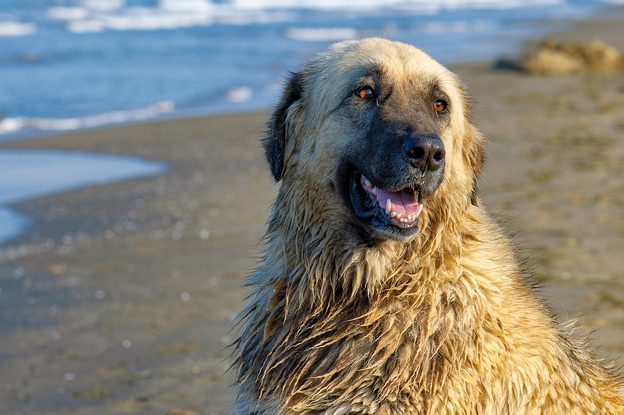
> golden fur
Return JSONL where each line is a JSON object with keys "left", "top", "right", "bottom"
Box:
{"left": 232, "top": 38, "right": 624, "bottom": 414}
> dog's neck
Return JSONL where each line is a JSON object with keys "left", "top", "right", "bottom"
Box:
{"left": 267, "top": 181, "right": 474, "bottom": 309}
{"left": 235, "top": 184, "right": 503, "bottom": 412}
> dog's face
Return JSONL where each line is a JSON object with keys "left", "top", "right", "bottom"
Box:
{"left": 264, "top": 39, "right": 483, "bottom": 243}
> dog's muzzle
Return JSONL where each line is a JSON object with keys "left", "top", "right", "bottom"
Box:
{"left": 345, "top": 133, "right": 446, "bottom": 242}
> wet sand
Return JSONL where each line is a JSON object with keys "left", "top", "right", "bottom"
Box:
{"left": 1, "top": 10, "right": 624, "bottom": 415}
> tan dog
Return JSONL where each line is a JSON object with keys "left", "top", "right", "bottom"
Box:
{"left": 232, "top": 38, "right": 624, "bottom": 414}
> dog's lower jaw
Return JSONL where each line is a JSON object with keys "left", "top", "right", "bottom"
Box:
{"left": 348, "top": 172, "right": 423, "bottom": 243}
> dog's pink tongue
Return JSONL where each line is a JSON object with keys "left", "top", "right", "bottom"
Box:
{"left": 375, "top": 188, "right": 420, "bottom": 217}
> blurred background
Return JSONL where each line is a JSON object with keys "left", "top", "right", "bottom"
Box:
{"left": 1, "top": 1, "right": 624, "bottom": 414}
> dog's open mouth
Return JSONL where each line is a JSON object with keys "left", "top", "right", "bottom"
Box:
{"left": 349, "top": 172, "right": 422, "bottom": 240}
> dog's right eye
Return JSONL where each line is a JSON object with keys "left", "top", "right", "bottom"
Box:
{"left": 433, "top": 99, "right": 448, "bottom": 113}
{"left": 355, "top": 86, "right": 376, "bottom": 101}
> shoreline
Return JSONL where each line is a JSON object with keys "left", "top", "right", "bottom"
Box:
{"left": 0, "top": 149, "right": 166, "bottom": 246}
{"left": 1, "top": 9, "right": 624, "bottom": 415}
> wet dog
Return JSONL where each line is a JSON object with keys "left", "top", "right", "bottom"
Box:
{"left": 233, "top": 38, "right": 624, "bottom": 414}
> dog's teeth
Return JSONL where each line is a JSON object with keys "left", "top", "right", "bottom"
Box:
{"left": 385, "top": 199, "right": 392, "bottom": 215}
{"left": 390, "top": 212, "right": 397, "bottom": 218}
{"left": 415, "top": 204, "right": 423, "bottom": 217}
{"left": 361, "top": 176, "right": 377, "bottom": 193}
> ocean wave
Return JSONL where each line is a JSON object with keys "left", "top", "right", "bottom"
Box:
{"left": 46, "top": 0, "right": 566, "bottom": 34}
{"left": 228, "top": 0, "right": 562, "bottom": 11}
{"left": 420, "top": 19, "right": 492, "bottom": 34}
{"left": 0, "top": 21, "right": 36, "bottom": 37}
{"left": 0, "top": 101, "right": 174, "bottom": 135}
{"left": 57, "top": 5, "right": 293, "bottom": 32}
{"left": 229, "top": 0, "right": 402, "bottom": 11}
{"left": 46, "top": 7, "right": 91, "bottom": 21}
{"left": 226, "top": 87, "right": 253, "bottom": 103}
{"left": 81, "top": 0, "right": 124, "bottom": 12}
{"left": 47, "top": 1, "right": 215, "bottom": 33}
{"left": 285, "top": 27, "right": 358, "bottom": 42}
{"left": 159, "top": 0, "right": 213, "bottom": 12}
{"left": 67, "top": 12, "right": 213, "bottom": 32}
{"left": 46, "top": 0, "right": 123, "bottom": 22}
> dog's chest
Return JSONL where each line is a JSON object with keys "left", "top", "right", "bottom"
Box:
{"left": 271, "top": 305, "right": 471, "bottom": 414}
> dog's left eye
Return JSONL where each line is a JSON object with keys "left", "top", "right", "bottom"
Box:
{"left": 355, "top": 86, "right": 376, "bottom": 100}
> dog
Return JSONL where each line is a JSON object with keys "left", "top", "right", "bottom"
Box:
{"left": 232, "top": 38, "right": 624, "bottom": 414}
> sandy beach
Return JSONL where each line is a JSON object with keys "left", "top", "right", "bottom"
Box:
{"left": 1, "top": 10, "right": 624, "bottom": 415}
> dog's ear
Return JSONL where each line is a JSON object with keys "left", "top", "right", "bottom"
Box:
{"left": 263, "top": 72, "right": 304, "bottom": 181}
{"left": 465, "top": 123, "right": 485, "bottom": 206}
{"left": 458, "top": 81, "right": 485, "bottom": 205}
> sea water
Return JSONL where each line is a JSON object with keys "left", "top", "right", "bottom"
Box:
{"left": 0, "top": 150, "right": 165, "bottom": 244}
{"left": 0, "top": 0, "right": 619, "bottom": 245}
{"left": 0, "top": 0, "right": 618, "bottom": 136}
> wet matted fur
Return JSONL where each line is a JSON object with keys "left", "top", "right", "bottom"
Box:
{"left": 232, "top": 39, "right": 624, "bottom": 414}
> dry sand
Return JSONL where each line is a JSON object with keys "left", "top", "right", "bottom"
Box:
{"left": 1, "top": 10, "right": 624, "bottom": 415}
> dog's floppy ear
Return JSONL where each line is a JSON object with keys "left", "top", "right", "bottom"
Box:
{"left": 263, "top": 72, "right": 304, "bottom": 181}
{"left": 458, "top": 82, "right": 485, "bottom": 205}
{"left": 465, "top": 123, "right": 485, "bottom": 206}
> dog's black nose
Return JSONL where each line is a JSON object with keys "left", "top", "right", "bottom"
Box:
{"left": 404, "top": 134, "right": 445, "bottom": 172}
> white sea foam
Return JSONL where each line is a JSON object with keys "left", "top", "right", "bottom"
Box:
{"left": 81, "top": 0, "right": 125, "bottom": 12}
{"left": 215, "top": 10, "right": 295, "bottom": 25}
{"left": 62, "top": 4, "right": 296, "bottom": 33}
{"left": 159, "top": 0, "right": 213, "bottom": 12}
{"left": 47, "top": 1, "right": 124, "bottom": 22}
{"left": 0, "top": 101, "right": 174, "bottom": 135}
{"left": 285, "top": 27, "right": 358, "bottom": 42}
{"left": 0, "top": 21, "right": 36, "bottom": 37}
{"left": 0, "top": 118, "right": 25, "bottom": 134}
{"left": 228, "top": 0, "right": 403, "bottom": 11}
{"left": 105, "top": 12, "right": 212, "bottom": 31}
{"left": 67, "top": 10, "right": 213, "bottom": 32}
{"left": 48, "top": 0, "right": 566, "bottom": 34}
{"left": 228, "top": 0, "right": 561, "bottom": 11}
{"left": 68, "top": 19, "right": 106, "bottom": 33}
{"left": 46, "top": 7, "right": 90, "bottom": 21}
{"left": 421, "top": 19, "right": 492, "bottom": 34}
{"left": 226, "top": 87, "right": 253, "bottom": 103}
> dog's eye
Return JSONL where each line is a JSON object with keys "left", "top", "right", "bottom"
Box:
{"left": 433, "top": 99, "right": 448, "bottom": 113}
{"left": 355, "top": 86, "right": 376, "bottom": 100}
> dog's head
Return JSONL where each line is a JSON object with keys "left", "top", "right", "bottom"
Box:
{"left": 263, "top": 38, "right": 484, "bottom": 244}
